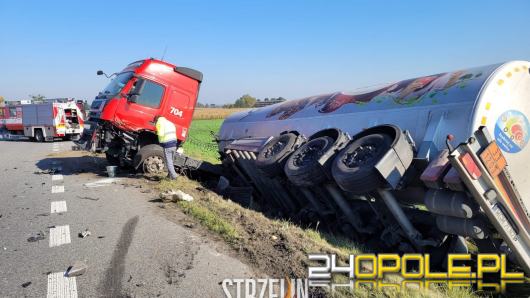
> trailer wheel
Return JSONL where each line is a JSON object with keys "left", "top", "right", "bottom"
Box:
{"left": 332, "top": 133, "right": 392, "bottom": 194}
{"left": 34, "top": 129, "right": 44, "bottom": 142}
{"left": 255, "top": 133, "right": 301, "bottom": 177}
{"left": 284, "top": 136, "right": 335, "bottom": 186}
{"left": 136, "top": 144, "right": 167, "bottom": 175}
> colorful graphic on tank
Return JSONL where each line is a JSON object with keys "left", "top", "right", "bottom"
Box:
{"left": 265, "top": 66, "right": 491, "bottom": 120}
{"left": 494, "top": 110, "right": 530, "bottom": 153}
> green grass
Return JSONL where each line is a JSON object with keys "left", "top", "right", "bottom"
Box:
{"left": 177, "top": 200, "right": 240, "bottom": 244}
{"left": 182, "top": 119, "right": 223, "bottom": 164}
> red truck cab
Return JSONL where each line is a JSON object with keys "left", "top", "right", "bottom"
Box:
{"left": 81, "top": 58, "right": 202, "bottom": 173}
{"left": 97, "top": 59, "right": 201, "bottom": 141}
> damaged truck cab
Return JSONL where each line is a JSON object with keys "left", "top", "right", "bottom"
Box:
{"left": 80, "top": 59, "right": 202, "bottom": 173}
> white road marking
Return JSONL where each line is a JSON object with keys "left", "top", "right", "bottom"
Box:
{"left": 47, "top": 272, "right": 78, "bottom": 298}
{"left": 52, "top": 174, "right": 64, "bottom": 181}
{"left": 51, "top": 201, "right": 67, "bottom": 213}
{"left": 51, "top": 185, "right": 65, "bottom": 193}
{"left": 49, "top": 225, "right": 71, "bottom": 247}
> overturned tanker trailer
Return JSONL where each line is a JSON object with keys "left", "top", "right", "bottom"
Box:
{"left": 217, "top": 61, "right": 530, "bottom": 272}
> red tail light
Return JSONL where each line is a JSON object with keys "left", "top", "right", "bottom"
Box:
{"left": 460, "top": 153, "right": 482, "bottom": 179}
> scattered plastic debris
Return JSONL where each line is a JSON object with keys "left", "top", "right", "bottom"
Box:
{"left": 34, "top": 169, "right": 58, "bottom": 175}
{"left": 83, "top": 178, "right": 121, "bottom": 188}
{"left": 78, "top": 229, "right": 91, "bottom": 238}
{"left": 27, "top": 231, "right": 46, "bottom": 242}
{"left": 21, "top": 282, "right": 31, "bottom": 288}
{"left": 77, "top": 196, "right": 99, "bottom": 201}
{"left": 65, "top": 261, "right": 87, "bottom": 277}
{"left": 160, "top": 190, "right": 194, "bottom": 202}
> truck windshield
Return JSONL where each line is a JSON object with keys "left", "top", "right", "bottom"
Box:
{"left": 100, "top": 72, "right": 133, "bottom": 97}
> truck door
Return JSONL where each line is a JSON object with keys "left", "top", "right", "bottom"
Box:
{"left": 114, "top": 78, "right": 165, "bottom": 132}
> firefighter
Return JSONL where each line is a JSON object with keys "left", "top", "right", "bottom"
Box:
{"left": 155, "top": 116, "right": 179, "bottom": 179}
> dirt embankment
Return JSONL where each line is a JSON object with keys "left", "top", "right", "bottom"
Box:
{"left": 156, "top": 177, "right": 362, "bottom": 279}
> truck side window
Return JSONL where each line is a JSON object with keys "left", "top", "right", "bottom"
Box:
{"left": 135, "top": 80, "right": 164, "bottom": 108}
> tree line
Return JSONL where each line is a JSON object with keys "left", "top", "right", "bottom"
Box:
{"left": 197, "top": 94, "right": 287, "bottom": 109}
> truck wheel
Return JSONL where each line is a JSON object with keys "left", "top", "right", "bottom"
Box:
{"left": 34, "top": 129, "right": 44, "bottom": 142}
{"left": 284, "top": 136, "right": 335, "bottom": 186}
{"left": 255, "top": 133, "right": 301, "bottom": 177}
{"left": 137, "top": 144, "right": 167, "bottom": 175}
{"left": 331, "top": 133, "right": 392, "bottom": 194}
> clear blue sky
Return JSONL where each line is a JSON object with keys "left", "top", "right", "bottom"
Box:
{"left": 1, "top": 0, "right": 529, "bottom": 105}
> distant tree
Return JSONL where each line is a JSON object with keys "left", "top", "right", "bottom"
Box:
{"left": 209, "top": 103, "right": 216, "bottom": 108}
{"left": 264, "top": 98, "right": 269, "bottom": 102}
{"left": 233, "top": 94, "right": 256, "bottom": 108}
{"left": 29, "top": 94, "right": 45, "bottom": 101}
{"left": 277, "top": 97, "right": 286, "bottom": 102}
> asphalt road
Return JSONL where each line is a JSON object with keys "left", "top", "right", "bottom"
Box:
{"left": 0, "top": 140, "right": 253, "bottom": 297}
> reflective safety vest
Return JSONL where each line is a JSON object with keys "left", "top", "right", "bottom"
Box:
{"left": 155, "top": 116, "right": 177, "bottom": 144}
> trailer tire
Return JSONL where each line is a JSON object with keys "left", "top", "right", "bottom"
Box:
{"left": 284, "top": 136, "right": 335, "bottom": 186}
{"left": 256, "top": 133, "right": 300, "bottom": 177}
{"left": 332, "top": 133, "right": 392, "bottom": 194}
{"left": 34, "top": 129, "right": 44, "bottom": 142}
{"left": 136, "top": 144, "right": 167, "bottom": 175}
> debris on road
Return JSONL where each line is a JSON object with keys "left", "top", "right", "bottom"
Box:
{"left": 83, "top": 178, "right": 121, "bottom": 188}
{"left": 78, "top": 229, "right": 91, "bottom": 238}
{"left": 77, "top": 196, "right": 100, "bottom": 201}
{"left": 140, "top": 189, "right": 151, "bottom": 193}
{"left": 33, "top": 168, "right": 58, "bottom": 175}
{"left": 160, "top": 190, "right": 194, "bottom": 202}
{"left": 97, "top": 236, "right": 105, "bottom": 239}
{"left": 65, "top": 261, "right": 87, "bottom": 277}
{"left": 36, "top": 213, "right": 49, "bottom": 217}
{"left": 21, "top": 281, "right": 31, "bottom": 288}
{"left": 27, "top": 231, "right": 46, "bottom": 242}
{"left": 184, "top": 223, "right": 195, "bottom": 229}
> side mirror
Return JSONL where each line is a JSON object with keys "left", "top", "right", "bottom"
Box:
{"left": 97, "top": 70, "right": 104, "bottom": 76}
{"left": 127, "top": 78, "right": 146, "bottom": 103}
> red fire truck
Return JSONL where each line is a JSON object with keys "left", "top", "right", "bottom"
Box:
{"left": 0, "top": 99, "right": 84, "bottom": 141}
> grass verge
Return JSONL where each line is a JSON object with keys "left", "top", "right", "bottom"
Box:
{"left": 156, "top": 177, "right": 477, "bottom": 298}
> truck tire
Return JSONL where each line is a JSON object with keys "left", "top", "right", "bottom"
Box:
{"left": 331, "top": 133, "right": 392, "bottom": 194}
{"left": 255, "top": 133, "right": 300, "bottom": 177}
{"left": 284, "top": 136, "right": 335, "bottom": 186}
{"left": 34, "top": 129, "right": 44, "bottom": 142}
{"left": 136, "top": 144, "right": 167, "bottom": 175}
